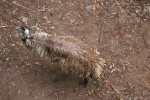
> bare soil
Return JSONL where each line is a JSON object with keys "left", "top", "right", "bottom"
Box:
{"left": 0, "top": 0, "right": 150, "bottom": 100}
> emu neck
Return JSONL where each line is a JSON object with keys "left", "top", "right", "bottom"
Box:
{"left": 21, "top": 32, "right": 28, "bottom": 42}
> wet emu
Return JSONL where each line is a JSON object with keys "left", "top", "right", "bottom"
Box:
{"left": 16, "top": 25, "right": 105, "bottom": 86}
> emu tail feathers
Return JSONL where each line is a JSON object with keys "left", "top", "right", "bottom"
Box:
{"left": 92, "top": 57, "right": 105, "bottom": 79}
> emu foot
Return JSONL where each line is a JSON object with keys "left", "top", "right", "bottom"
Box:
{"left": 79, "top": 78, "right": 89, "bottom": 87}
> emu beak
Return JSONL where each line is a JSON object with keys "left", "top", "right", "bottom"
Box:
{"left": 16, "top": 26, "right": 22, "bottom": 33}
{"left": 16, "top": 26, "right": 20, "bottom": 30}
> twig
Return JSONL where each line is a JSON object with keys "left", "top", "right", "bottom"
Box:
{"left": 0, "top": 3, "right": 25, "bottom": 25}
{"left": 98, "top": 22, "right": 106, "bottom": 44}
{"left": 0, "top": 12, "right": 12, "bottom": 24}
{"left": 11, "top": 14, "right": 26, "bottom": 25}
{"left": 136, "top": 77, "right": 150, "bottom": 91}
{"left": 142, "top": 34, "right": 148, "bottom": 48}
{"left": 105, "top": 80, "right": 126, "bottom": 100}
{"left": 5, "top": 76, "right": 11, "bottom": 100}
{"left": 49, "top": 90, "right": 65, "bottom": 97}
{"left": 0, "top": 26, "right": 13, "bottom": 29}
{"left": 12, "top": 1, "right": 28, "bottom": 10}
{"left": 109, "top": 85, "right": 126, "bottom": 100}
{"left": 140, "top": 82, "right": 150, "bottom": 91}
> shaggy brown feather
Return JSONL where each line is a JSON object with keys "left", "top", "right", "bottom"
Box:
{"left": 24, "top": 31, "right": 105, "bottom": 80}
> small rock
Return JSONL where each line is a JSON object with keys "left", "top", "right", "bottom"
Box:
{"left": 33, "top": 95, "right": 38, "bottom": 99}
{"left": 11, "top": 44, "right": 15, "bottom": 46}
{"left": 6, "top": 57, "right": 9, "bottom": 61}
{"left": 147, "top": 64, "right": 150, "bottom": 70}
{"left": 18, "top": 90, "right": 21, "bottom": 94}
{"left": 70, "top": 19, "right": 75, "bottom": 23}
{"left": 35, "top": 62, "right": 41, "bottom": 65}
{"left": 86, "top": 5, "right": 93, "bottom": 10}
{"left": 147, "top": 6, "right": 150, "bottom": 11}
{"left": 20, "top": 16, "right": 28, "bottom": 24}
{"left": 51, "top": 27, "right": 55, "bottom": 29}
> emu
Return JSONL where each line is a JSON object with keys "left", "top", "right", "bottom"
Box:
{"left": 16, "top": 25, "right": 105, "bottom": 85}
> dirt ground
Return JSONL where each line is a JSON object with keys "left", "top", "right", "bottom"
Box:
{"left": 0, "top": 0, "right": 150, "bottom": 100}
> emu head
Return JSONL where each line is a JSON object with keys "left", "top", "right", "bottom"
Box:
{"left": 16, "top": 26, "right": 30, "bottom": 42}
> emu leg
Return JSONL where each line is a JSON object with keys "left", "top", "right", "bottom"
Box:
{"left": 79, "top": 78, "right": 89, "bottom": 87}
{"left": 79, "top": 74, "right": 93, "bottom": 87}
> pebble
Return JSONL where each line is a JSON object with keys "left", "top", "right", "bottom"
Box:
{"left": 147, "top": 64, "right": 150, "bottom": 70}
{"left": 86, "top": 5, "right": 93, "bottom": 10}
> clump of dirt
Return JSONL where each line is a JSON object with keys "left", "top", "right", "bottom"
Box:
{"left": 0, "top": 0, "right": 150, "bottom": 100}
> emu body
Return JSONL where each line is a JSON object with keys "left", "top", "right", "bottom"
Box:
{"left": 16, "top": 26, "right": 105, "bottom": 83}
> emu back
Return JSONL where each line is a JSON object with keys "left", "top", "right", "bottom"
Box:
{"left": 25, "top": 31, "right": 105, "bottom": 79}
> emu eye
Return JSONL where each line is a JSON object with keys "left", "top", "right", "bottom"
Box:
{"left": 21, "top": 27, "right": 25, "bottom": 31}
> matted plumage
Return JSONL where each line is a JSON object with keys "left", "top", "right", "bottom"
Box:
{"left": 16, "top": 25, "right": 106, "bottom": 85}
